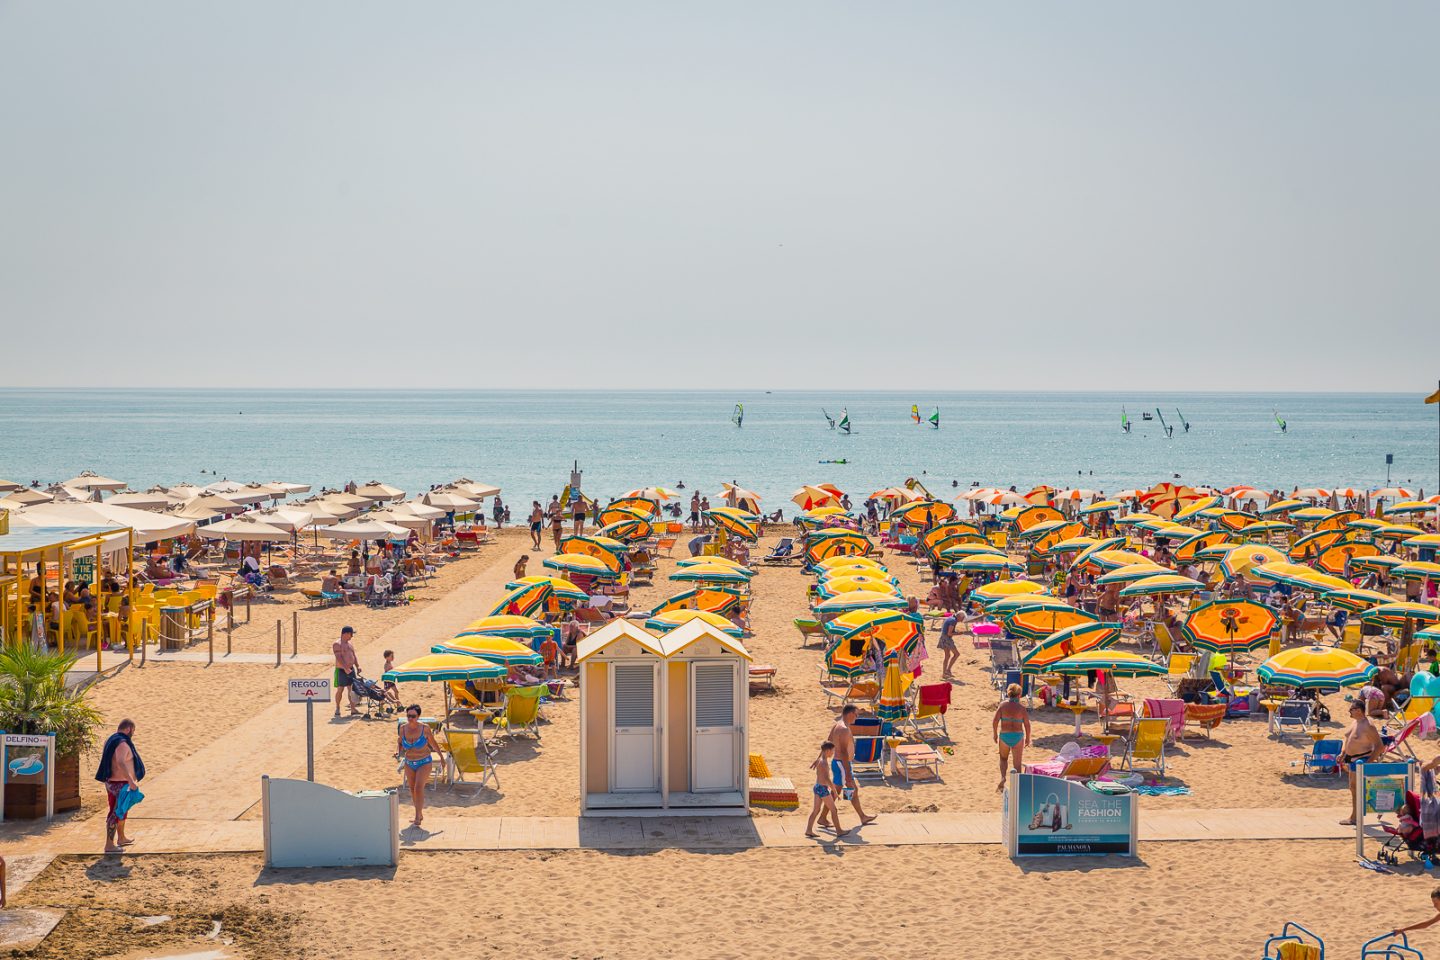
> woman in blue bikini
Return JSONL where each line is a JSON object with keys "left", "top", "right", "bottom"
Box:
{"left": 992, "top": 683, "right": 1032, "bottom": 792}
{"left": 397, "top": 705, "right": 442, "bottom": 827}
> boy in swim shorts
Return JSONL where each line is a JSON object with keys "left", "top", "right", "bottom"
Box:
{"left": 806, "top": 741, "right": 847, "bottom": 839}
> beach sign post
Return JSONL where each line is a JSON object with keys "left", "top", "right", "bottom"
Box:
{"left": 288, "top": 678, "right": 332, "bottom": 782}
{"left": 1354, "top": 760, "right": 1414, "bottom": 858}
{"left": 0, "top": 731, "right": 57, "bottom": 821}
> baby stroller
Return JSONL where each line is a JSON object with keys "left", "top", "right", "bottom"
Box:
{"left": 351, "top": 668, "right": 396, "bottom": 719}
{"left": 1377, "top": 790, "right": 1437, "bottom": 865}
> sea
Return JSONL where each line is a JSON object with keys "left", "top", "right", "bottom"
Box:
{"left": 1, "top": 390, "right": 1436, "bottom": 510}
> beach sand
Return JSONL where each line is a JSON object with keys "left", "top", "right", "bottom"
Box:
{"left": 14, "top": 842, "right": 1430, "bottom": 959}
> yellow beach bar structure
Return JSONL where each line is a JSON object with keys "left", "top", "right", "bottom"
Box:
{"left": 577, "top": 619, "right": 751, "bottom": 816}
{"left": 0, "top": 524, "right": 135, "bottom": 661}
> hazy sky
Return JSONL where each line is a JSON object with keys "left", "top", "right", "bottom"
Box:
{"left": 1, "top": 2, "right": 1435, "bottom": 390}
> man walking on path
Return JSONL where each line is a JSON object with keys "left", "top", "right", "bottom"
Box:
{"left": 333, "top": 626, "right": 360, "bottom": 718}
{"left": 823, "top": 705, "right": 877, "bottom": 830}
{"left": 96, "top": 719, "right": 144, "bottom": 852}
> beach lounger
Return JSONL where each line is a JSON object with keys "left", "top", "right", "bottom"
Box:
{"left": 906, "top": 683, "right": 952, "bottom": 741}
{"left": 851, "top": 736, "right": 887, "bottom": 782}
{"left": 748, "top": 665, "right": 777, "bottom": 691}
{"left": 794, "top": 617, "right": 824, "bottom": 647}
{"left": 1098, "top": 696, "right": 1136, "bottom": 734}
{"left": 1395, "top": 696, "right": 1434, "bottom": 725}
{"left": 893, "top": 742, "right": 943, "bottom": 782}
{"left": 444, "top": 727, "right": 499, "bottom": 794}
{"left": 1383, "top": 716, "right": 1424, "bottom": 762}
{"left": 1182, "top": 703, "right": 1227, "bottom": 739}
{"left": 1271, "top": 700, "right": 1313, "bottom": 738}
{"left": 820, "top": 676, "right": 879, "bottom": 708}
{"left": 1302, "top": 738, "right": 1343, "bottom": 778}
{"left": 761, "top": 537, "right": 798, "bottom": 565}
{"left": 1024, "top": 744, "right": 1111, "bottom": 778}
{"left": 1118, "top": 717, "right": 1168, "bottom": 777}
{"left": 494, "top": 685, "right": 544, "bottom": 740}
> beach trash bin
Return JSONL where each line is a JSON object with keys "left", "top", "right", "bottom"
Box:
{"left": 159, "top": 604, "right": 187, "bottom": 651}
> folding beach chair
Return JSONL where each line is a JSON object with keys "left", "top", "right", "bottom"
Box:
{"left": 1162, "top": 652, "right": 1199, "bottom": 695}
{"left": 444, "top": 727, "right": 499, "bottom": 794}
{"left": 1271, "top": 700, "right": 1314, "bottom": 739}
{"left": 850, "top": 736, "right": 887, "bottom": 782}
{"left": 494, "top": 685, "right": 544, "bottom": 740}
{"left": 1118, "top": 717, "right": 1168, "bottom": 777}
{"left": 1302, "top": 738, "right": 1343, "bottom": 778}
{"left": 906, "top": 683, "right": 952, "bottom": 741}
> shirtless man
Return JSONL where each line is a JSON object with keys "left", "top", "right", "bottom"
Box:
{"left": 1338, "top": 699, "right": 1384, "bottom": 825}
{"left": 529, "top": 501, "right": 544, "bottom": 551}
{"left": 821, "top": 705, "right": 877, "bottom": 829}
{"left": 333, "top": 626, "right": 360, "bottom": 717}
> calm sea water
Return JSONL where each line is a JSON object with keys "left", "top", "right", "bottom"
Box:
{"left": 2, "top": 390, "right": 1436, "bottom": 509}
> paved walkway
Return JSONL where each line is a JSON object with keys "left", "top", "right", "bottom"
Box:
{"left": 1, "top": 807, "right": 1383, "bottom": 857}
{"left": 130, "top": 554, "right": 518, "bottom": 821}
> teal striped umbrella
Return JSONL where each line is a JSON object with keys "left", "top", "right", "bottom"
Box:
{"left": 599, "top": 518, "right": 654, "bottom": 542}
{"left": 670, "top": 564, "right": 752, "bottom": 584}
{"left": 1046, "top": 651, "right": 1165, "bottom": 677}
{"left": 814, "top": 591, "right": 909, "bottom": 614}
{"left": 1020, "top": 622, "right": 1122, "bottom": 674}
{"left": 949, "top": 553, "right": 1024, "bottom": 574}
{"left": 983, "top": 595, "right": 1074, "bottom": 616}
{"left": 1118, "top": 574, "right": 1204, "bottom": 597}
{"left": 382, "top": 653, "right": 507, "bottom": 683}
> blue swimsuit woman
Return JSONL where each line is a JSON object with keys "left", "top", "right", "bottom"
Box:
{"left": 397, "top": 706, "right": 439, "bottom": 827}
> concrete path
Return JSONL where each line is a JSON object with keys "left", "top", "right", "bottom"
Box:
{"left": 2, "top": 807, "right": 1384, "bottom": 856}
{"left": 128, "top": 554, "right": 517, "bottom": 821}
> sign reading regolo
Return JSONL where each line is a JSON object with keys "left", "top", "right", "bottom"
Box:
{"left": 288, "top": 678, "right": 332, "bottom": 703}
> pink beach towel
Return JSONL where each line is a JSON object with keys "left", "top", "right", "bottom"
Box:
{"left": 1144, "top": 697, "right": 1186, "bottom": 738}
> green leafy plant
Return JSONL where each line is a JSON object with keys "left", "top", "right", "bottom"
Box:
{"left": 0, "top": 646, "right": 103, "bottom": 757}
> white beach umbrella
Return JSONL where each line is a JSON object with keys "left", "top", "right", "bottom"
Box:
{"left": 198, "top": 515, "right": 291, "bottom": 542}
{"left": 1, "top": 488, "right": 54, "bottom": 506}
{"left": 105, "top": 491, "right": 172, "bottom": 510}
{"left": 268, "top": 481, "right": 312, "bottom": 495}
{"left": 318, "top": 490, "right": 373, "bottom": 509}
{"left": 311, "top": 496, "right": 361, "bottom": 519}
{"left": 0, "top": 480, "right": 24, "bottom": 493}
{"left": 254, "top": 507, "right": 317, "bottom": 532}
{"left": 420, "top": 491, "right": 479, "bottom": 511}
{"left": 294, "top": 501, "right": 344, "bottom": 525}
{"left": 240, "top": 482, "right": 288, "bottom": 501}
{"left": 61, "top": 472, "right": 127, "bottom": 491}
{"left": 395, "top": 500, "right": 445, "bottom": 520}
{"left": 14, "top": 501, "right": 196, "bottom": 541}
{"left": 315, "top": 517, "right": 410, "bottom": 540}
{"left": 204, "top": 481, "right": 269, "bottom": 505}
{"left": 445, "top": 479, "right": 501, "bottom": 499}
{"left": 366, "top": 508, "right": 431, "bottom": 532}
{"left": 355, "top": 481, "right": 406, "bottom": 501}
{"left": 179, "top": 493, "right": 245, "bottom": 514}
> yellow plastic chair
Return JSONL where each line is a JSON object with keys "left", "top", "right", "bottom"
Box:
{"left": 1162, "top": 652, "right": 1197, "bottom": 695}
{"left": 1119, "top": 717, "right": 1168, "bottom": 776}
{"left": 444, "top": 727, "right": 499, "bottom": 793}
{"left": 493, "top": 685, "right": 544, "bottom": 740}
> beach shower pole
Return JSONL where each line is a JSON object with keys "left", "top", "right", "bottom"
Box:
{"left": 207, "top": 608, "right": 214, "bottom": 665}
{"left": 292, "top": 611, "right": 298, "bottom": 657}
{"left": 276, "top": 619, "right": 282, "bottom": 667}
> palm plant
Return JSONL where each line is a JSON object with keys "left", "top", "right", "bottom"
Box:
{"left": 0, "top": 646, "right": 103, "bottom": 757}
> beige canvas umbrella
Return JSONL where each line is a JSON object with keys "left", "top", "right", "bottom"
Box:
{"left": 105, "top": 491, "right": 172, "bottom": 510}
{"left": 240, "top": 482, "right": 289, "bottom": 501}
{"left": 62, "top": 472, "right": 127, "bottom": 491}
{"left": 204, "top": 481, "right": 270, "bottom": 505}
{"left": 198, "top": 515, "right": 291, "bottom": 542}
{"left": 254, "top": 507, "right": 319, "bottom": 531}
{"left": 0, "top": 480, "right": 23, "bottom": 492}
{"left": 316, "top": 517, "right": 410, "bottom": 540}
{"left": 1, "top": 488, "right": 54, "bottom": 506}
{"left": 179, "top": 493, "right": 245, "bottom": 514}
{"left": 14, "top": 501, "right": 196, "bottom": 540}
{"left": 394, "top": 500, "right": 445, "bottom": 520}
{"left": 311, "top": 496, "right": 360, "bottom": 519}
{"left": 445, "top": 479, "right": 501, "bottom": 499}
{"left": 366, "top": 507, "right": 431, "bottom": 532}
{"left": 268, "top": 481, "right": 312, "bottom": 495}
{"left": 420, "top": 491, "right": 479, "bottom": 511}
{"left": 355, "top": 481, "right": 406, "bottom": 501}
{"left": 317, "top": 490, "right": 373, "bottom": 509}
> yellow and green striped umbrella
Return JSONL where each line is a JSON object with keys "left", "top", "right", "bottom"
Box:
{"left": 1093, "top": 563, "right": 1168, "bottom": 585}
{"left": 707, "top": 510, "right": 759, "bottom": 542}
{"left": 1314, "top": 542, "right": 1380, "bottom": 575}
{"left": 804, "top": 531, "right": 874, "bottom": 565}
{"left": 823, "top": 609, "right": 923, "bottom": 660}
{"left": 814, "top": 590, "right": 910, "bottom": 614}
{"left": 1044, "top": 535, "right": 1099, "bottom": 557}
{"left": 1290, "top": 507, "right": 1336, "bottom": 523}
{"left": 503, "top": 576, "right": 589, "bottom": 605}
{"left": 892, "top": 499, "right": 956, "bottom": 528}
{"left": 985, "top": 596, "right": 1075, "bottom": 616}
{"left": 1020, "top": 621, "right": 1121, "bottom": 674}
{"left": 1014, "top": 519, "right": 1072, "bottom": 541}
{"left": 816, "top": 576, "right": 902, "bottom": 600}
{"left": 644, "top": 609, "right": 744, "bottom": 637}
{"left": 670, "top": 563, "right": 753, "bottom": 585}
{"left": 599, "top": 518, "right": 654, "bottom": 542}
{"left": 1375, "top": 524, "right": 1426, "bottom": 541}
{"left": 919, "top": 521, "right": 983, "bottom": 555}
{"left": 1388, "top": 501, "right": 1436, "bottom": 514}
{"left": 458, "top": 614, "right": 550, "bottom": 641}
{"left": 1403, "top": 534, "right": 1440, "bottom": 549}
{"left": 1250, "top": 562, "right": 1350, "bottom": 593}
{"left": 876, "top": 657, "right": 909, "bottom": 722}
{"left": 1004, "top": 605, "right": 1097, "bottom": 642}
{"left": 814, "top": 554, "right": 885, "bottom": 574}
{"left": 649, "top": 587, "right": 743, "bottom": 617}
{"left": 1258, "top": 646, "right": 1376, "bottom": 689}
{"left": 1361, "top": 602, "right": 1440, "bottom": 629}
{"left": 949, "top": 553, "right": 1024, "bottom": 574}
{"left": 1119, "top": 574, "right": 1204, "bottom": 597}
{"left": 1173, "top": 496, "right": 1220, "bottom": 521}
{"left": 1316, "top": 511, "right": 1362, "bottom": 532}
{"left": 431, "top": 635, "right": 544, "bottom": 667}
{"left": 1180, "top": 599, "right": 1277, "bottom": 653}
{"left": 677, "top": 556, "right": 753, "bottom": 572}
{"left": 1395, "top": 561, "right": 1440, "bottom": 581}
{"left": 1259, "top": 499, "right": 1309, "bottom": 516}
{"left": 939, "top": 543, "right": 1006, "bottom": 561}
{"left": 1113, "top": 512, "right": 1163, "bottom": 528}
{"left": 1236, "top": 520, "right": 1293, "bottom": 537}
{"left": 1070, "top": 538, "right": 1128, "bottom": 569}
{"left": 609, "top": 496, "right": 660, "bottom": 518}
{"left": 1351, "top": 555, "right": 1405, "bottom": 572}
{"left": 597, "top": 504, "right": 653, "bottom": 527}
{"left": 1047, "top": 650, "right": 1165, "bottom": 678}
{"left": 543, "top": 552, "right": 620, "bottom": 577}
{"left": 1321, "top": 587, "right": 1395, "bottom": 613}
{"left": 972, "top": 579, "right": 1046, "bottom": 602}
{"left": 1076, "top": 549, "right": 1154, "bottom": 573}
{"left": 1079, "top": 500, "right": 1122, "bottom": 515}
{"left": 1174, "top": 531, "right": 1231, "bottom": 562}
{"left": 560, "top": 534, "right": 629, "bottom": 561}
{"left": 1288, "top": 529, "right": 1348, "bottom": 561}
{"left": 1345, "top": 517, "right": 1388, "bottom": 533}
{"left": 383, "top": 653, "right": 507, "bottom": 683}
{"left": 487, "top": 581, "right": 553, "bottom": 618}
{"left": 1219, "top": 544, "right": 1287, "bottom": 579}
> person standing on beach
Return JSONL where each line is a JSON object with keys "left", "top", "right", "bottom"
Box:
{"left": 937, "top": 611, "right": 960, "bottom": 678}
{"left": 492, "top": 496, "right": 505, "bottom": 528}
{"left": 825, "top": 706, "right": 877, "bottom": 828}
{"left": 993, "top": 684, "right": 1031, "bottom": 792}
{"left": 1338, "top": 700, "right": 1384, "bottom": 825}
{"left": 95, "top": 719, "right": 143, "bottom": 852}
{"left": 397, "top": 704, "right": 442, "bottom": 828}
{"left": 806, "top": 741, "right": 847, "bottom": 838}
{"left": 689, "top": 493, "right": 701, "bottom": 531}
{"left": 699, "top": 497, "right": 711, "bottom": 528}
{"left": 529, "top": 501, "right": 544, "bottom": 551}
{"left": 571, "top": 493, "right": 587, "bottom": 535}
{"left": 333, "top": 626, "right": 360, "bottom": 718}
{"left": 513, "top": 554, "right": 528, "bottom": 581}
{"left": 550, "top": 507, "right": 564, "bottom": 552}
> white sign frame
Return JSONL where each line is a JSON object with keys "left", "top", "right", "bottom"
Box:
{"left": 288, "top": 678, "right": 332, "bottom": 703}
{"left": 1, "top": 731, "right": 57, "bottom": 821}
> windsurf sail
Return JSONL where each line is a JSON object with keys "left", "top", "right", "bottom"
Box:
{"left": 1156, "top": 408, "right": 1173, "bottom": 438}
{"left": 911, "top": 404, "right": 921, "bottom": 424}
{"left": 822, "top": 408, "right": 836, "bottom": 430}
{"left": 1121, "top": 408, "right": 1131, "bottom": 433}
{"left": 732, "top": 403, "right": 743, "bottom": 427}
{"left": 838, "top": 408, "right": 851, "bottom": 434}
{"left": 1177, "top": 408, "right": 1190, "bottom": 433}
{"left": 1275, "top": 411, "right": 1287, "bottom": 433}
{"left": 929, "top": 407, "right": 940, "bottom": 428}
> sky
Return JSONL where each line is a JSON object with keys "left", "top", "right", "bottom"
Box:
{"left": 1, "top": 2, "right": 1435, "bottom": 391}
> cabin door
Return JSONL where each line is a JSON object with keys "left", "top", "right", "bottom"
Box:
{"left": 611, "top": 663, "right": 659, "bottom": 792}
{"left": 691, "top": 662, "right": 739, "bottom": 793}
